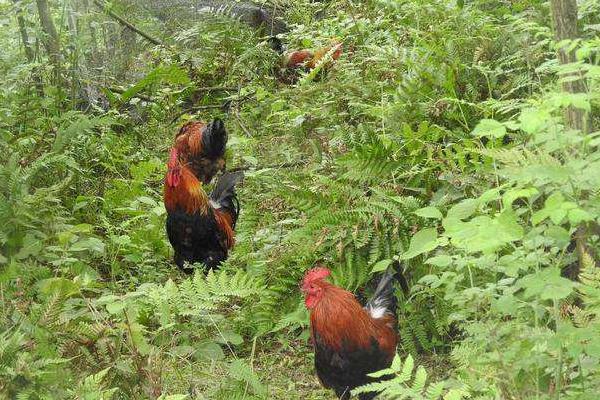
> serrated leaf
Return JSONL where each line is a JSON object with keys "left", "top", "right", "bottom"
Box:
{"left": 445, "top": 199, "right": 478, "bottom": 222}
{"left": 70, "top": 237, "right": 105, "bottom": 255}
{"left": 502, "top": 187, "right": 539, "bottom": 208}
{"left": 400, "top": 228, "right": 438, "bottom": 260}
{"left": 400, "top": 354, "right": 415, "bottom": 381}
{"left": 472, "top": 119, "right": 506, "bottom": 138}
{"left": 519, "top": 268, "right": 576, "bottom": 300}
{"left": 425, "top": 255, "right": 452, "bottom": 267}
{"left": 195, "top": 341, "right": 225, "bottom": 361}
{"left": 38, "top": 277, "right": 81, "bottom": 297}
{"left": 412, "top": 366, "right": 427, "bottom": 390}
{"left": 414, "top": 206, "right": 443, "bottom": 219}
{"left": 215, "top": 331, "right": 244, "bottom": 346}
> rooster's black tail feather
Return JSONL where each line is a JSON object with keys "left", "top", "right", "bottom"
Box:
{"left": 364, "top": 260, "right": 409, "bottom": 321}
{"left": 209, "top": 171, "right": 243, "bottom": 227}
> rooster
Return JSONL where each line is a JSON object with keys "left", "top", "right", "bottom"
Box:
{"left": 278, "top": 40, "right": 343, "bottom": 83}
{"left": 301, "top": 264, "right": 404, "bottom": 400}
{"left": 164, "top": 148, "right": 242, "bottom": 271}
{"left": 284, "top": 41, "right": 343, "bottom": 69}
{"left": 174, "top": 118, "right": 228, "bottom": 185}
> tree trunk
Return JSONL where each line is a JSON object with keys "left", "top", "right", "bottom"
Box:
{"left": 550, "top": 0, "right": 598, "bottom": 274}
{"left": 550, "top": 0, "right": 592, "bottom": 133}
{"left": 67, "top": 1, "right": 82, "bottom": 105}
{"left": 36, "top": 0, "right": 62, "bottom": 84}
{"left": 13, "top": 0, "right": 44, "bottom": 94}
{"left": 13, "top": 0, "right": 35, "bottom": 62}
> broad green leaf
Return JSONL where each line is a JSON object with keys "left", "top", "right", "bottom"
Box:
{"left": 531, "top": 192, "right": 578, "bottom": 225}
{"left": 519, "top": 108, "right": 550, "bottom": 134}
{"left": 70, "top": 237, "right": 106, "bottom": 255}
{"left": 425, "top": 255, "right": 452, "bottom": 267}
{"left": 518, "top": 268, "right": 576, "bottom": 300}
{"left": 400, "top": 228, "right": 438, "bottom": 260}
{"left": 445, "top": 199, "right": 478, "bottom": 222}
{"left": 493, "top": 294, "right": 520, "bottom": 316}
{"left": 472, "top": 119, "right": 506, "bottom": 138}
{"left": 502, "top": 187, "right": 539, "bottom": 208}
{"left": 544, "top": 225, "right": 571, "bottom": 248}
{"left": 38, "top": 277, "right": 81, "bottom": 297}
{"left": 195, "top": 341, "right": 225, "bottom": 361}
{"left": 215, "top": 331, "right": 244, "bottom": 346}
{"left": 371, "top": 259, "right": 393, "bottom": 273}
{"left": 414, "top": 206, "right": 443, "bottom": 219}
{"left": 14, "top": 234, "right": 43, "bottom": 260}
{"left": 448, "top": 210, "right": 523, "bottom": 254}
{"left": 105, "top": 300, "right": 127, "bottom": 315}
{"left": 568, "top": 208, "right": 593, "bottom": 225}
{"left": 479, "top": 187, "right": 502, "bottom": 204}
{"left": 129, "top": 321, "right": 152, "bottom": 355}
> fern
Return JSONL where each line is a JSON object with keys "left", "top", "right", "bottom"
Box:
{"left": 126, "top": 269, "right": 263, "bottom": 322}
{"left": 353, "top": 354, "right": 471, "bottom": 400}
{"left": 227, "top": 359, "right": 267, "bottom": 397}
{"left": 71, "top": 367, "right": 119, "bottom": 400}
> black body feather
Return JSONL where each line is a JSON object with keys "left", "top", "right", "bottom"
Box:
{"left": 166, "top": 209, "right": 228, "bottom": 270}
{"left": 313, "top": 333, "right": 393, "bottom": 400}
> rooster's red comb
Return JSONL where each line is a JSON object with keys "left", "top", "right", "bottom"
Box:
{"left": 302, "top": 266, "right": 331, "bottom": 287}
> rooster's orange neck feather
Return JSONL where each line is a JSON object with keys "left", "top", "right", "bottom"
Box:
{"left": 164, "top": 166, "right": 209, "bottom": 215}
{"left": 309, "top": 282, "right": 396, "bottom": 355}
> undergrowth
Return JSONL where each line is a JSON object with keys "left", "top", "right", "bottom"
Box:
{"left": 1, "top": 0, "right": 599, "bottom": 399}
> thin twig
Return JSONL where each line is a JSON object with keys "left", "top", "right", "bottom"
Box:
{"left": 207, "top": 314, "right": 237, "bottom": 359}
{"left": 243, "top": 336, "right": 258, "bottom": 399}
{"left": 195, "top": 86, "right": 238, "bottom": 92}
{"left": 108, "top": 86, "right": 155, "bottom": 102}
{"left": 93, "top": 0, "right": 163, "bottom": 46}
{"left": 234, "top": 109, "right": 253, "bottom": 137}
{"left": 228, "top": 161, "right": 306, "bottom": 172}
{"left": 170, "top": 104, "right": 227, "bottom": 124}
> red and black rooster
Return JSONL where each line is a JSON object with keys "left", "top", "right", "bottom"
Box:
{"left": 164, "top": 148, "right": 242, "bottom": 271}
{"left": 174, "top": 118, "right": 228, "bottom": 185}
{"left": 301, "top": 263, "right": 404, "bottom": 400}
{"left": 283, "top": 40, "right": 343, "bottom": 70}
{"left": 278, "top": 40, "right": 343, "bottom": 83}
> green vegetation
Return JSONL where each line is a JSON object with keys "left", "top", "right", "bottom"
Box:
{"left": 1, "top": 0, "right": 599, "bottom": 398}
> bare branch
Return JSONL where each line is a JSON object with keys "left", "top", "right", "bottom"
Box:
{"left": 93, "top": 0, "right": 164, "bottom": 46}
